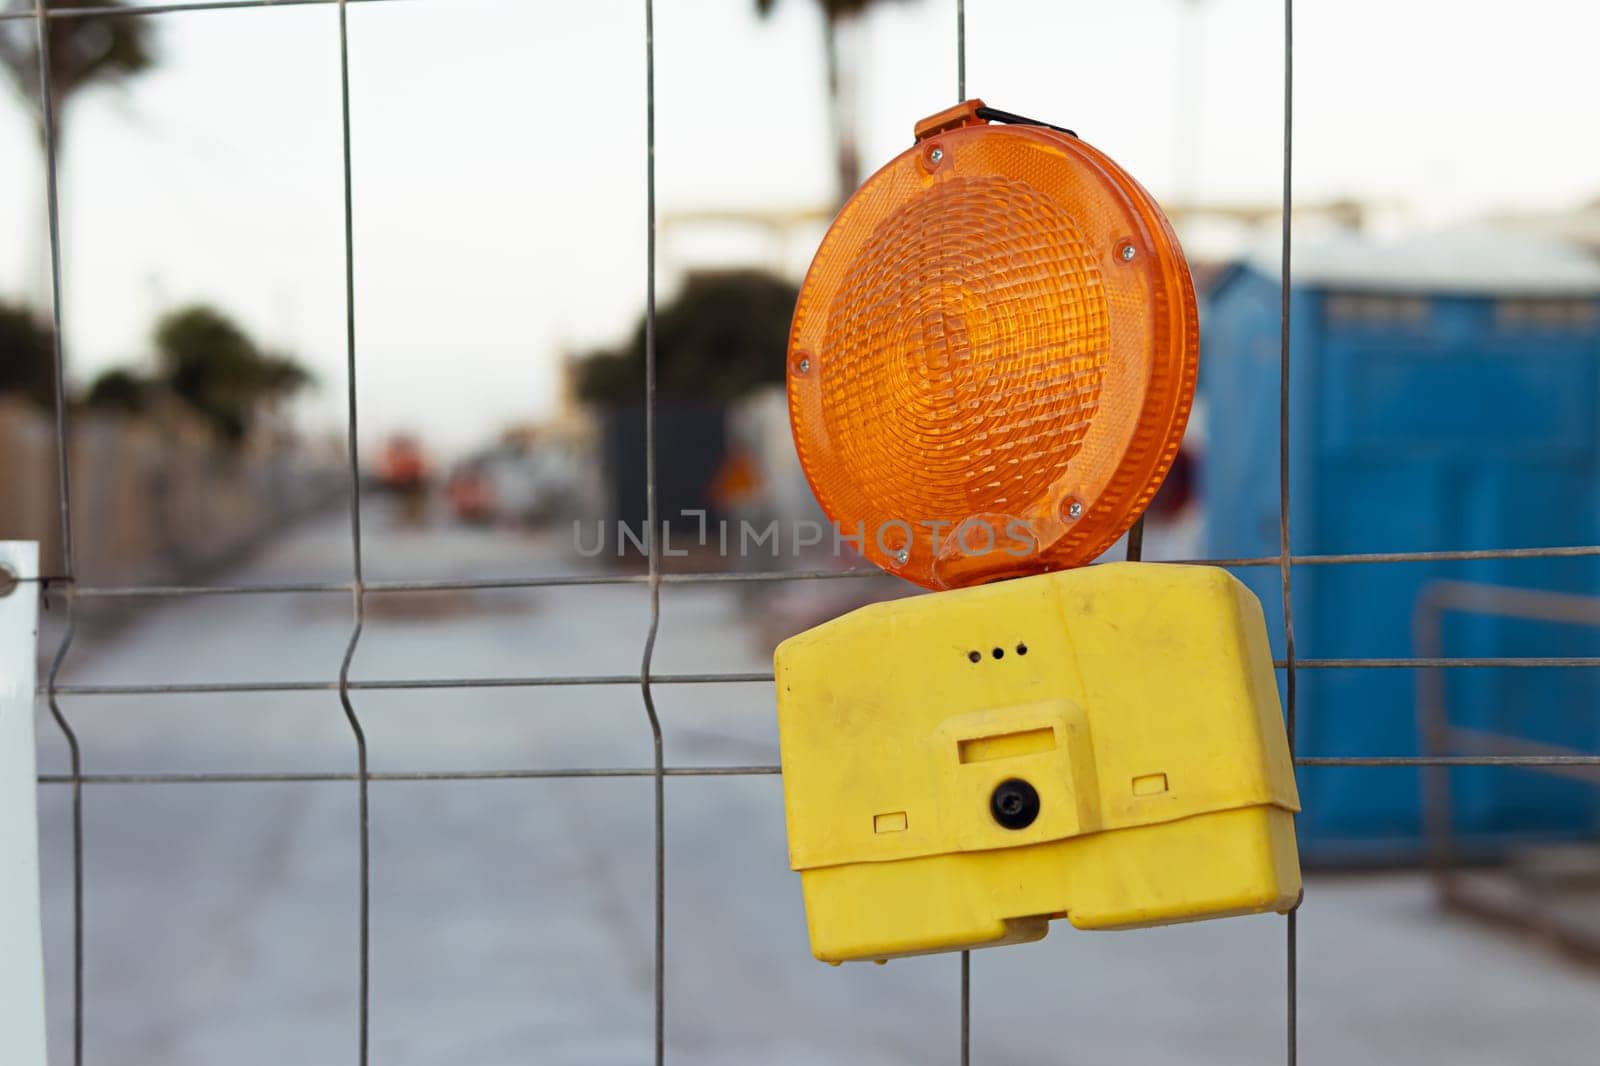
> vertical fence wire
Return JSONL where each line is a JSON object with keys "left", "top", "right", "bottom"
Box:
{"left": 955, "top": 0, "right": 964, "bottom": 100}
{"left": 959, "top": 948, "right": 970, "bottom": 1065}
{"left": 1278, "top": 2, "right": 1297, "bottom": 1064}
{"left": 954, "top": 9, "right": 971, "bottom": 1063}
{"left": 639, "top": 2, "right": 668, "bottom": 1063}
{"left": 1126, "top": 517, "right": 1146, "bottom": 563}
{"left": 33, "top": 3, "right": 86, "bottom": 1064}
{"left": 333, "top": 3, "right": 373, "bottom": 1063}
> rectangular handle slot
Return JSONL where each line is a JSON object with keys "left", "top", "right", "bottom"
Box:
{"left": 958, "top": 726, "right": 1057, "bottom": 764}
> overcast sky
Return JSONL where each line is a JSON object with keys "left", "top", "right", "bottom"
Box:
{"left": 2, "top": 0, "right": 1597, "bottom": 452}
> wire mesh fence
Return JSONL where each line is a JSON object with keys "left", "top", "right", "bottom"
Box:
{"left": 9, "top": 2, "right": 1600, "bottom": 1065}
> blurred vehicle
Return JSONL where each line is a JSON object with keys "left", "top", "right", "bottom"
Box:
{"left": 446, "top": 436, "right": 586, "bottom": 526}
{"left": 721, "top": 386, "right": 900, "bottom": 647}
{"left": 445, "top": 456, "right": 496, "bottom": 524}
{"left": 373, "top": 433, "right": 431, "bottom": 526}
{"left": 374, "top": 434, "right": 429, "bottom": 493}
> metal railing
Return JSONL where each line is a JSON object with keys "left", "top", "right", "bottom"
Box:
{"left": 1416, "top": 581, "right": 1600, "bottom": 958}
{"left": 9, "top": 2, "right": 1600, "bottom": 1065}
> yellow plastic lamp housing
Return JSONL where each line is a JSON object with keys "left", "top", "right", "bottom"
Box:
{"left": 774, "top": 563, "right": 1301, "bottom": 963}
{"left": 788, "top": 100, "right": 1198, "bottom": 589}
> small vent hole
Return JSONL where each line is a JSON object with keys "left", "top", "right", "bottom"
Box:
{"left": 967, "top": 650, "right": 981, "bottom": 663}
{"left": 1016, "top": 643, "right": 1028, "bottom": 656}
{"left": 991, "top": 647, "right": 1004, "bottom": 660}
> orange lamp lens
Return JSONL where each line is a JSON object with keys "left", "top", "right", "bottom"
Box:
{"left": 788, "top": 100, "right": 1198, "bottom": 590}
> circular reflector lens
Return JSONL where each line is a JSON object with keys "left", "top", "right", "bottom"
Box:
{"left": 788, "top": 113, "right": 1197, "bottom": 589}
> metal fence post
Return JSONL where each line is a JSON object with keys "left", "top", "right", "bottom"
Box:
{"left": 0, "top": 542, "right": 47, "bottom": 1066}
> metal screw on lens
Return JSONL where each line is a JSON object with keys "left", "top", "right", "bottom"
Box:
{"left": 929, "top": 148, "right": 944, "bottom": 164}
{"left": 1119, "top": 242, "right": 1137, "bottom": 262}
{"left": 1067, "top": 500, "right": 1083, "bottom": 520}
{"left": 894, "top": 548, "right": 909, "bottom": 565}
{"left": 798, "top": 358, "right": 810, "bottom": 374}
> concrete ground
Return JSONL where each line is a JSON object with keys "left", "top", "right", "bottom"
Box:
{"left": 31, "top": 507, "right": 1600, "bottom": 1065}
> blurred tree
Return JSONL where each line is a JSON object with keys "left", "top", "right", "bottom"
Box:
{"left": 755, "top": 0, "right": 911, "bottom": 209}
{"left": 0, "top": 300, "right": 56, "bottom": 408}
{"left": 0, "top": 1, "right": 155, "bottom": 155}
{"left": 83, "top": 366, "right": 151, "bottom": 414}
{"left": 153, "top": 305, "right": 313, "bottom": 445}
{"left": 575, "top": 270, "right": 797, "bottom": 406}
{"left": 1, "top": 2, "right": 155, "bottom": 302}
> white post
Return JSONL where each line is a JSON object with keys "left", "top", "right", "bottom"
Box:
{"left": 0, "top": 541, "right": 47, "bottom": 1066}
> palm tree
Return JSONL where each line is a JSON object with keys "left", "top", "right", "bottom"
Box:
{"left": 0, "top": 1, "right": 154, "bottom": 302}
{"left": 755, "top": 0, "right": 910, "bottom": 210}
{"left": 0, "top": 1, "right": 154, "bottom": 155}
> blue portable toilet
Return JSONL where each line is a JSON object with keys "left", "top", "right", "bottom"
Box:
{"left": 1203, "top": 231, "right": 1600, "bottom": 864}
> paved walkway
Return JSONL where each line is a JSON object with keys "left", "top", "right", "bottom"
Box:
{"left": 32, "top": 512, "right": 1599, "bottom": 1064}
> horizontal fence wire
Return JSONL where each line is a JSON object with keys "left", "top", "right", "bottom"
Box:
{"left": 29, "top": 544, "right": 1600, "bottom": 600}
{"left": 36, "top": 767, "right": 788, "bottom": 785}
{"left": 36, "top": 659, "right": 1600, "bottom": 699}
{"left": 35, "top": 754, "right": 1600, "bottom": 789}
{"left": 0, "top": 0, "right": 405, "bottom": 21}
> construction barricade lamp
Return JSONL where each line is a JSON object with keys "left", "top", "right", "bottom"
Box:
{"left": 787, "top": 99, "right": 1199, "bottom": 590}
{"left": 775, "top": 102, "right": 1302, "bottom": 964}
